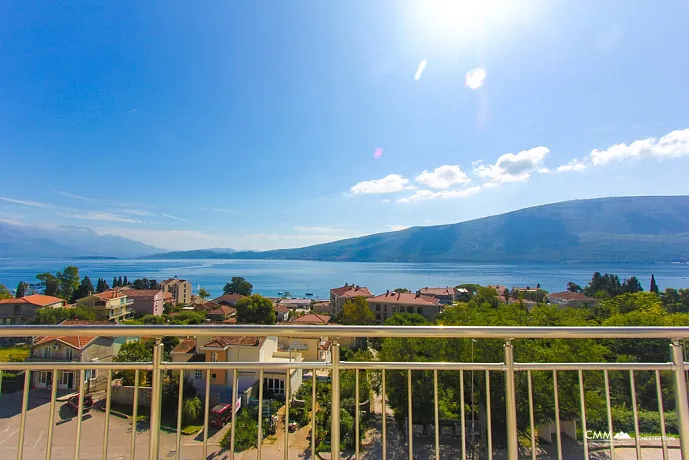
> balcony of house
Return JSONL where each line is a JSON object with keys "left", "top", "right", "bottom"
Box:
{"left": 2, "top": 324, "right": 689, "bottom": 460}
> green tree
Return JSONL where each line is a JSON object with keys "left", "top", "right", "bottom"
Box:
{"left": 660, "top": 288, "right": 689, "bottom": 314}
{"left": 123, "top": 275, "right": 129, "bottom": 286}
{"left": 223, "top": 276, "right": 253, "bottom": 296}
{"left": 112, "top": 277, "right": 118, "bottom": 288}
{"left": 32, "top": 305, "right": 97, "bottom": 324}
{"left": 57, "top": 266, "right": 80, "bottom": 301}
{"left": 621, "top": 276, "right": 643, "bottom": 294}
{"left": 118, "top": 276, "right": 123, "bottom": 287}
{"left": 0, "top": 284, "right": 12, "bottom": 300}
{"left": 393, "top": 288, "right": 410, "bottom": 293}
{"left": 567, "top": 282, "right": 583, "bottom": 293}
{"left": 96, "top": 278, "right": 110, "bottom": 292}
{"left": 161, "top": 372, "right": 196, "bottom": 419}
{"left": 583, "top": 272, "right": 622, "bottom": 297}
{"left": 337, "top": 297, "right": 375, "bottom": 325}
{"left": 503, "top": 288, "right": 510, "bottom": 304}
{"left": 113, "top": 341, "right": 153, "bottom": 385}
{"left": 198, "top": 287, "right": 210, "bottom": 300}
{"left": 282, "top": 291, "right": 292, "bottom": 298}
{"left": 132, "top": 278, "right": 150, "bottom": 289}
{"left": 149, "top": 279, "right": 159, "bottom": 290}
{"left": 15, "top": 281, "right": 27, "bottom": 298}
{"left": 234, "top": 294, "right": 275, "bottom": 324}
{"left": 72, "top": 275, "right": 95, "bottom": 302}
{"left": 36, "top": 273, "right": 60, "bottom": 296}
{"left": 650, "top": 274, "right": 659, "bottom": 294}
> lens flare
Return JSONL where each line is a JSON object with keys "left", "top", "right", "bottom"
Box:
{"left": 374, "top": 148, "right": 383, "bottom": 159}
{"left": 465, "top": 68, "right": 487, "bottom": 90}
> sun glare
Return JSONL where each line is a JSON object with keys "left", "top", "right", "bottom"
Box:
{"left": 414, "top": 0, "right": 517, "bottom": 41}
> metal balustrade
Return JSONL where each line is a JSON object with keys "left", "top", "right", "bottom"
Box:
{"left": 1, "top": 325, "right": 689, "bottom": 459}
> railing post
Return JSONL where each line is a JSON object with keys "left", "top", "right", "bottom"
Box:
{"left": 504, "top": 340, "right": 518, "bottom": 460}
{"left": 331, "top": 340, "right": 341, "bottom": 460}
{"left": 149, "top": 338, "right": 163, "bottom": 460}
{"left": 671, "top": 340, "right": 689, "bottom": 459}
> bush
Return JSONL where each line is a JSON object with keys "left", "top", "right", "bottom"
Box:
{"left": 182, "top": 397, "right": 202, "bottom": 425}
{"left": 289, "top": 405, "right": 310, "bottom": 427}
{"left": 220, "top": 407, "right": 272, "bottom": 452}
{"left": 588, "top": 408, "right": 678, "bottom": 435}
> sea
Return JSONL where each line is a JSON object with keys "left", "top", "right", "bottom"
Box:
{"left": 1, "top": 259, "right": 689, "bottom": 299}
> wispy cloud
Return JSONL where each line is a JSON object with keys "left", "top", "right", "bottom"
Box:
{"left": 350, "top": 174, "right": 412, "bottom": 195}
{"left": 414, "top": 59, "right": 427, "bottom": 81}
{"left": 415, "top": 165, "right": 471, "bottom": 189}
{"left": 474, "top": 147, "right": 550, "bottom": 185}
{"left": 556, "top": 159, "right": 587, "bottom": 172}
{"left": 119, "top": 209, "right": 156, "bottom": 216}
{"left": 398, "top": 186, "right": 481, "bottom": 203}
{"left": 160, "top": 212, "right": 186, "bottom": 221}
{"left": 212, "top": 208, "right": 239, "bottom": 214}
{"left": 58, "top": 211, "right": 142, "bottom": 223}
{"left": 0, "top": 197, "right": 49, "bottom": 207}
{"left": 590, "top": 128, "right": 689, "bottom": 165}
{"left": 55, "top": 191, "right": 96, "bottom": 202}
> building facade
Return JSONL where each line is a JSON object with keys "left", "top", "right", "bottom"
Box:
{"left": 366, "top": 291, "right": 442, "bottom": 324}
{"left": 329, "top": 284, "right": 374, "bottom": 313}
{"left": 120, "top": 289, "right": 164, "bottom": 316}
{"left": 160, "top": 278, "right": 192, "bottom": 305}
{"left": 547, "top": 292, "right": 598, "bottom": 309}
{"left": 0, "top": 294, "right": 67, "bottom": 326}
{"left": 76, "top": 290, "right": 135, "bottom": 322}
{"left": 419, "top": 287, "right": 457, "bottom": 305}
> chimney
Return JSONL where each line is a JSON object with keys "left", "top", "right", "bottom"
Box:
{"left": 345, "top": 283, "right": 349, "bottom": 287}
{"left": 416, "top": 290, "right": 420, "bottom": 298}
{"left": 386, "top": 289, "right": 389, "bottom": 295}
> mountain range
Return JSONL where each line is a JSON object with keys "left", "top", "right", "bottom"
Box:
{"left": 0, "top": 222, "right": 162, "bottom": 258}
{"left": 146, "top": 196, "right": 689, "bottom": 263}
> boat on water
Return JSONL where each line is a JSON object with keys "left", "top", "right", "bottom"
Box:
{"left": 305, "top": 284, "right": 313, "bottom": 296}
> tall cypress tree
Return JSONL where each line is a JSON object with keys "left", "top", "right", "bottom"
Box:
{"left": 15, "top": 281, "right": 26, "bottom": 298}
{"left": 118, "top": 276, "right": 123, "bottom": 287}
{"left": 123, "top": 275, "right": 129, "bottom": 286}
{"left": 113, "top": 277, "right": 118, "bottom": 288}
{"left": 650, "top": 274, "right": 659, "bottom": 294}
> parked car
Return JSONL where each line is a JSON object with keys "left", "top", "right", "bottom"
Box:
{"left": 210, "top": 399, "right": 241, "bottom": 427}
{"left": 67, "top": 394, "right": 94, "bottom": 413}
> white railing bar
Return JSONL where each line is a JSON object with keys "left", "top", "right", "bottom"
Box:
{"left": 230, "top": 368, "right": 238, "bottom": 460}
{"left": 553, "top": 370, "right": 562, "bottom": 460}
{"left": 47, "top": 369, "right": 58, "bottom": 460}
{"left": 4, "top": 324, "right": 689, "bottom": 338}
{"left": 340, "top": 362, "right": 504, "bottom": 371}
{"left": 459, "top": 370, "right": 466, "bottom": 460}
{"left": 74, "top": 368, "right": 86, "bottom": 460}
{"left": 514, "top": 362, "right": 675, "bottom": 371}
{"left": 312, "top": 368, "right": 318, "bottom": 460}
{"left": 527, "top": 370, "right": 536, "bottom": 460}
{"left": 257, "top": 368, "right": 264, "bottom": 460}
{"left": 604, "top": 369, "right": 615, "bottom": 460}
{"left": 433, "top": 369, "right": 440, "bottom": 460}
{"left": 486, "top": 370, "right": 492, "bottom": 460}
{"left": 202, "top": 369, "right": 210, "bottom": 460}
{"left": 162, "top": 362, "right": 330, "bottom": 371}
{"left": 130, "top": 369, "right": 139, "bottom": 460}
{"left": 630, "top": 370, "right": 642, "bottom": 459}
{"left": 102, "top": 369, "right": 112, "bottom": 460}
{"left": 407, "top": 369, "right": 413, "bottom": 460}
{"left": 382, "top": 368, "right": 387, "bottom": 460}
{"left": 578, "top": 370, "right": 589, "bottom": 458}
{"left": 655, "top": 369, "right": 669, "bottom": 460}
{"left": 17, "top": 370, "right": 30, "bottom": 460}
{"left": 284, "top": 368, "right": 290, "bottom": 460}
{"left": 175, "top": 370, "right": 184, "bottom": 460}
{"left": 0, "top": 362, "right": 153, "bottom": 371}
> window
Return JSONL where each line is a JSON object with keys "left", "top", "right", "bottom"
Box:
{"left": 210, "top": 352, "right": 218, "bottom": 362}
{"left": 416, "top": 307, "right": 422, "bottom": 314}
{"left": 65, "top": 348, "right": 74, "bottom": 360}
{"left": 376, "top": 313, "right": 381, "bottom": 321}
{"left": 195, "top": 370, "right": 203, "bottom": 380}
{"left": 264, "top": 377, "right": 285, "bottom": 395}
{"left": 38, "top": 371, "right": 51, "bottom": 384}
{"left": 86, "top": 369, "right": 97, "bottom": 381}
{"left": 43, "top": 347, "right": 52, "bottom": 359}
{"left": 211, "top": 373, "right": 217, "bottom": 379}
{"left": 375, "top": 304, "right": 380, "bottom": 311}
{"left": 60, "top": 372, "right": 74, "bottom": 386}
{"left": 407, "top": 306, "right": 414, "bottom": 313}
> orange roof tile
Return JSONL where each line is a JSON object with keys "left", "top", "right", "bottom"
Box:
{"left": 290, "top": 314, "right": 332, "bottom": 325}
{"left": 367, "top": 292, "right": 440, "bottom": 306}
{"left": 203, "top": 336, "right": 266, "bottom": 348}
{"left": 172, "top": 338, "right": 197, "bottom": 354}
{"left": 330, "top": 285, "right": 373, "bottom": 298}
{"left": 0, "top": 294, "right": 66, "bottom": 307}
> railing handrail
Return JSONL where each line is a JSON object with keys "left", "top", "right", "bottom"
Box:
{"left": 2, "top": 324, "right": 689, "bottom": 338}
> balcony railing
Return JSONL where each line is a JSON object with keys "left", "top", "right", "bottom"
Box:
{"left": 1, "top": 325, "right": 689, "bottom": 460}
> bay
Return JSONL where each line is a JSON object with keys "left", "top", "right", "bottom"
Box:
{"left": 1, "top": 259, "right": 689, "bottom": 299}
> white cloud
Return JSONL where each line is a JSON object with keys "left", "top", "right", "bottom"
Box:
{"left": 474, "top": 147, "right": 549, "bottom": 184}
{"left": 381, "top": 199, "right": 391, "bottom": 204}
{"left": 119, "top": 208, "right": 156, "bottom": 216}
{"left": 55, "top": 191, "right": 96, "bottom": 202}
{"left": 0, "top": 197, "right": 49, "bottom": 207}
{"left": 415, "top": 165, "right": 471, "bottom": 189}
{"left": 58, "top": 212, "right": 142, "bottom": 223}
{"left": 398, "top": 186, "right": 481, "bottom": 203}
{"left": 590, "top": 128, "right": 689, "bottom": 165}
{"left": 212, "top": 208, "right": 239, "bottom": 214}
{"left": 414, "top": 59, "right": 427, "bottom": 81}
{"left": 350, "top": 174, "right": 411, "bottom": 195}
{"left": 556, "top": 159, "right": 587, "bottom": 172}
{"left": 385, "top": 225, "right": 410, "bottom": 231}
{"left": 471, "top": 160, "right": 483, "bottom": 167}
{"left": 160, "top": 212, "right": 186, "bottom": 221}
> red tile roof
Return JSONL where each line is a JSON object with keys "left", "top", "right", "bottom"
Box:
{"left": 213, "top": 294, "right": 247, "bottom": 305}
{"left": 120, "top": 289, "right": 162, "bottom": 297}
{"left": 0, "top": 294, "right": 66, "bottom": 307}
{"left": 330, "top": 285, "right": 373, "bottom": 298}
{"left": 208, "top": 305, "right": 236, "bottom": 316}
{"left": 274, "top": 304, "right": 289, "bottom": 313}
{"left": 94, "top": 289, "right": 127, "bottom": 300}
{"left": 367, "top": 292, "right": 440, "bottom": 306}
{"left": 34, "top": 335, "right": 96, "bottom": 350}
{"left": 290, "top": 314, "right": 332, "bottom": 325}
{"left": 419, "top": 287, "right": 455, "bottom": 296}
{"left": 203, "top": 336, "right": 266, "bottom": 348}
{"left": 548, "top": 292, "right": 597, "bottom": 301}
{"left": 172, "top": 338, "right": 197, "bottom": 354}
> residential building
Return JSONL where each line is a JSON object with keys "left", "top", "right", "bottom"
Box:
{"left": 0, "top": 294, "right": 67, "bottom": 325}
{"left": 274, "top": 304, "right": 290, "bottom": 322}
{"left": 120, "top": 289, "right": 164, "bottom": 316}
{"left": 366, "top": 291, "right": 442, "bottom": 324}
{"left": 171, "top": 335, "right": 302, "bottom": 404}
{"left": 163, "top": 292, "right": 174, "bottom": 305}
{"left": 329, "top": 284, "right": 373, "bottom": 313}
{"left": 277, "top": 298, "right": 312, "bottom": 310}
{"left": 207, "top": 305, "right": 237, "bottom": 322}
{"left": 30, "top": 321, "right": 121, "bottom": 391}
{"left": 279, "top": 314, "right": 332, "bottom": 362}
{"left": 213, "top": 294, "right": 247, "bottom": 307}
{"left": 547, "top": 292, "right": 598, "bottom": 309}
{"left": 76, "top": 289, "right": 135, "bottom": 322}
{"left": 160, "top": 278, "right": 192, "bottom": 305}
{"left": 312, "top": 301, "right": 332, "bottom": 314}
{"left": 192, "top": 300, "right": 223, "bottom": 312}
{"left": 419, "top": 287, "right": 457, "bottom": 305}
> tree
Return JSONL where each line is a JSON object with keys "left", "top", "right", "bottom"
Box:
{"left": 56, "top": 266, "right": 80, "bottom": 301}
{"left": 394, "top": 288, "right": 410, "bottom": 293}
{"left": 223, "top": 277, "right": 253, "bottom": 296}
{"left": 132, "top": 278, "right": 150, "bottom": 289}
{"left": 282, "top": 291, "right": 292, "bottom": 298}
{"left": 15, "top": 281, "right": 27, "bottom": 298}
{"left": 503, "top": 288, "right": 510, "bottom": 304}
{"left": 72, "top": 276, "right": 95, "bottom": 302}
{"left": 149, "top": 279, "right": 159, "bottom": 290}
{"left": 234, "top": 294, "right": 275, "bottom": 324}
{"left": 650, "top": 274, "right": 659, "bottom": 294}
{"left": 567, "top": 282, "right": 583, "bottom": 293}
{"left": 112, "top": 277, "right": 118, "bottom": 288}
{"left": 0, "top": 284, "right": 12, "bottom": 300}
{"left": 36, "top": 273, "right": 60, "bottom": 296}
{"left": 118, "top": 276, "right": 123, "bottom": 287}
{"left": 536, "top": 282, "right": 541, "bottom": 289}
{"left": 96, "top": 278, "right": 110, "bottom": 293}
{"left": 198, "top": 287, "right": 210, "bottom": 300}
{"left": 337, "top": 297, "right": 375, "bottom": 325}
{"left": 123, "top": 275, "right": 129, "bottom": 286}
{"left": 583, "top": 272, "right": 622, "bottom": 298}
{"left": 621, "top": 276, "right": 643, "bottom": 294}
{"left": 32, "top": 305, "right": 97, "bottom": 324}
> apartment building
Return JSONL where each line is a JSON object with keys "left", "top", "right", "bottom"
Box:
{"left": 160, "top": 278, "right": 192, "bottom": 305}
{"left": 329, "top": 283, "right": 373, "bottom": 313}
{"left": 366, "top": 291, "right": 442, "bottom": 324}
{"left": 0, "top": 294, "right": 67, "bottom": 325}
{"left": 76, "top": 289, "right": 135, "bottom": 322}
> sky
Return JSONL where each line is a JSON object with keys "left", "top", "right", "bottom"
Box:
{"left": 1, "top": 0, "right": 689, "bottom": 251}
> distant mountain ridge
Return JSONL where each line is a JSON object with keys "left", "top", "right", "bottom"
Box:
{"left": 0, "top": 222, "right": 162, "bottom": 258}
{"left": 147, "top": 196, "right": 689, "bottom": 263}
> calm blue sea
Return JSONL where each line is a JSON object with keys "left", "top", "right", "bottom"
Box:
{"left": 1, "top": 259, "right": 688, "bottom": 299}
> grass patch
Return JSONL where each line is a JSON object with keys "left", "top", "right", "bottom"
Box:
{"left": 0, "top": 346, "right": 30, "bottom": 362}
{"left": 109, "top": 402, "right": 200, "bottom": 433}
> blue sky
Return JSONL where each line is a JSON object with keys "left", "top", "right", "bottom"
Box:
{"left": 1, "top": 0, "right": 689, "bottom": 251}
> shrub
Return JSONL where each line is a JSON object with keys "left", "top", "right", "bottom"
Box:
{"left": 220, "top": 407, "right": 272, "bottom": 452}
{"left": 182, "top": 397, "right": 202, "bottom": 425}
{"left": 588, "top": 408, "right": 678, "bottom": 435}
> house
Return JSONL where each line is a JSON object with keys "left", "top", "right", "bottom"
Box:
{"left": 207, "top": 305, "right": 237, "bottom": 322}
{"left": 455, "top": 288, "right": 471, "bottom": 302}
{"left": 329, "top": 284, "right": 374, "bottom": 313}
{"left": 160, "top": 278, "right": 192, "bottom": 305}
{"left": 75, "top": 289, "right": 135, "bottom": 322}
{"left": 274, "top": 304, "right": 290, "bottom": 322}
{"left": 171, "top": 335, "right": 303, "bottom": 404}
{"left": 30, "top": 320, "right": 121, "bottom": 392}
{"left": 120, "top": 289, "right": 164, "bottom": 316}
{"left": 547, "top": 292, "right": 598, "bottom": 309}
{"left": 0, "top": 294, "right": 67, "bottom": 325}
{"left": 366, "top": 291, "right": 442, "bottom": 324}
{"left": 192, "top": 300, "right": 223, "bottom": 312}
{"left": 487, "top": 285, "right": 509, "bottom": 295}
{"left": 312, "top": 301, "right": 332, "bottom": 314}
{"left": 419, "top": 287, "right": 457, "bottom": 305}
{"left": 213, "top": 294, "right": 247, "bottom": 307}
{"left": 277, "top": 298, "right": 312, "bottom": 310}
{"left": 279, "top": 314, "right": 332, "bottom": 362}
{"left": 163, "top": 292, "right": 174, "bottom": 305}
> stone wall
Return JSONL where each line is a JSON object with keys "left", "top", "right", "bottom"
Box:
{"left": 111, "top": 382, "right": 153, "bottom": 407}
